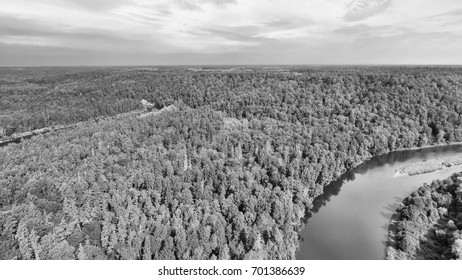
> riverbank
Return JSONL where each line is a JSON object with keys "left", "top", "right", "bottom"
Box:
{"left": 3, "top": 112, "right": 462, "bottom": 260}
{"left": 394, "top": 154, "right": 462, "bottom": 176}
{"left": 386, "top": 172, "right": 462, "bottom": 260}
{"left": 297, "top": 142, "right": 462, "bottom": 259}
{"left": 393, "top": 141, "right": 462, "bottom": 152}
{"left": 395, "top": 157, "right": 462, "bottom": 176}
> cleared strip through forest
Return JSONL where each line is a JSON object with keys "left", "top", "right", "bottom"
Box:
{"left": 0, "top": 109, "right": 146, "bottom": 147}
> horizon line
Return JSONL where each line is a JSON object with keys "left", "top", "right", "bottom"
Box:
{"left": 2, "top": 63, "right": 462, "bottom": 68}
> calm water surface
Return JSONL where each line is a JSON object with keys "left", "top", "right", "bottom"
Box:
{"left": 296, "top": 144, "right": 462, "bottom": 260}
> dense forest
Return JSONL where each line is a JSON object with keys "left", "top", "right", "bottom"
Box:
{"left": 1, "top": 66, "right": 462, "bottom": 259}
{"left": 387, "top": 172, "right": 462, "bottom": 260}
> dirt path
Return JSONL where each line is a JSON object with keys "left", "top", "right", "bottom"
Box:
{"left": 0, "top": 105, "right": 178, "bottom": 148}
{"left": 0, "top": 109, "right": 145, "bottom": 147}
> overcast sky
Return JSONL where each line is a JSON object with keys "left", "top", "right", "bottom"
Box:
{"left": 1, "top": 0, "right": 461, "bottom": 66}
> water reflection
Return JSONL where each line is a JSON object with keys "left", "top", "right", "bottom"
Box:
{"left": 305, "top": 169, "right": 355, "bottom": 220}
{"left": 297, "top": 144, "right": 462, "bottom": 260}
{"left": 309, "top": 145, "right": 462, "bottom": 216}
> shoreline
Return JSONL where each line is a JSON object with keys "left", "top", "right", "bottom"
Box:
{"left": 3, "top": 120, "right": 462, "bottom": 259}
{"left": 296, "top": 140, "right": 462, "bottom": 259}
{"left": 396, "top": 159, "right": 462, "bottom": 176}
{"left": 394, "top": 144, "right": 462, "bottom": 176}
{"left": 385, "top": 172, "right": 462, "bottom": 259}
{"left": 393, "top": 141, "right": 462, "bottom": 152}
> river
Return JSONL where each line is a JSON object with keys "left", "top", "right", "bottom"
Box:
{"left": 296, "top": 144, "right": 462, "bottom": 260}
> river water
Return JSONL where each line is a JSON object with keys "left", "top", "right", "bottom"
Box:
{"left": 296, "top": 144, "right": 462, "bottom": 260}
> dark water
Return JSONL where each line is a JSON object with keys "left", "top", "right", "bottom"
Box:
{"left": 296, "top": 144, "right": 462, "bottom": 260}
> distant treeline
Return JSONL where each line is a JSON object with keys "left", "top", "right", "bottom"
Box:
{"left": 387, "top": 172, "right": 462, "bottom": 260}
{"left": 2, "top": 66, "right": 462, "bottom": 142}
{"left": 1, "top": 67, "right": 462, "bottom": 259}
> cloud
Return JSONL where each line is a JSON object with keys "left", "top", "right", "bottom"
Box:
{"left": 419, "top": 8, "right": 462, "bottom": 26}
{"left": 1, "top": 0, "right": 462, "bottom": 65}
{"left": 333, "top": 24, "right": 408, "bottom": 38}
{"left": 58, "top": 0, "right": 129, "bottom": 11}
{"left": 264, "top": 18, "right": 314, "bottom": 29}
{"left": 344, "top": 0, "right": 391, "bottom": 22}
{"left": 0, "top": 14, "right": 157, "bottom": 52}
{"left": 253, "top": 29, "right": 312, "bottom": 39}
{"left": 140, "top": 0, "right": 237, "bottom": 11}
{"left": 195, "top": 26, "right": 260, "bottom": 43}
{"left": 171, "top": 0, "right": 237, "bottom": 10}
{"left": 0, "top": 16, "right": 59, "bottom": 37}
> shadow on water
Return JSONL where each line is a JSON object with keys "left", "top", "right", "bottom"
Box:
{"left": 305, "top": 144, "right": 462, "bottom": 220}
{"left": 380, "top": 197, "right": 404, "bottom": 231}
{"left": 303, "top": 169, "right": 354, "bottom": 222}
{"left": 380, "top": 197, "right": 405, "bottom": 255}
{"left": 299, "top": 144, "right": 462, "bottom": 244}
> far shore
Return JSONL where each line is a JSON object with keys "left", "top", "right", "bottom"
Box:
{"left": 394, "top": 144, "right": 462, "bottom": 176}
{"left": 393, "top": 141, "right": 462, "bottom": 152}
